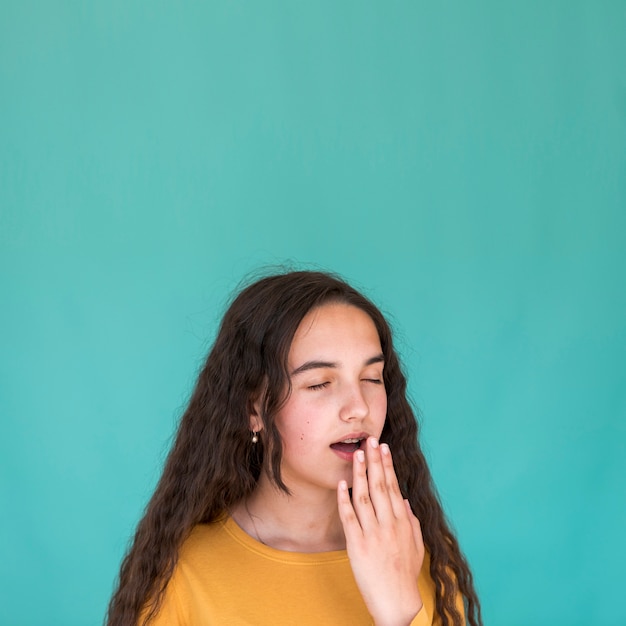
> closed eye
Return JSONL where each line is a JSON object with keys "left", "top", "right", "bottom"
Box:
{"left": 363, "top": 378, "right": 383, "bottom": 384}
{"left": 308, "top": 382, "right": 330, "bottom": 391}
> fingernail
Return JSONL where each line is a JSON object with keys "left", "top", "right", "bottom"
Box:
{"left": 339, "top": 480, "right": 348, "bottom": 491}
{"left": 370, "top": 437, "right": 379, "bottom": 448}
{"left": 381, "top": 443, "right": 390, "bottom": 455}
{"left": 356, "top": 450, "right": 365, "bottom": 462}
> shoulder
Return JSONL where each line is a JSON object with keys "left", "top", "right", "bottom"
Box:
{"left": 143, "top": 520, "right": 232, "bottom": 625}
{"left": 174, "top": 518, "right": 234, "bottom": 572}
{"left": 179, "top": 520, "right": 226, "bottom": 554}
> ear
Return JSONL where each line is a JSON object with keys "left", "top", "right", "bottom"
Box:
{"left": 249, "top": 399, "right": 264, "bottom": 433}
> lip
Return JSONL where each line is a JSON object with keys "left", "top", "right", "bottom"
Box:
{"left": 331, "top": 431, "right": 371, "bottom": 445}
{"left": 329, "top": 432, "right": 370, "bottom": 462}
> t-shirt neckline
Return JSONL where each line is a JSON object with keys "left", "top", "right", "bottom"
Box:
{"left": 222, "top": 515, "right": 350, "bottom": 565}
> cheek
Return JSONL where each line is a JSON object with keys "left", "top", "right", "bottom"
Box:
{"left": 296, "top": 419, "right": 311, "bottom": 446}
{"left": 374, "top": 394, "right": 388, "bottom": 425}
{"left": 281, "top": 429, "right": 310, "bottom": 455}
{"left": 276, "top": 407, "right": 312, "bottom": 451}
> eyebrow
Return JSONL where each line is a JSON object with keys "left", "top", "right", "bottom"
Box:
{"left": 290, "top": 354, "right": 385, "bottom": 376}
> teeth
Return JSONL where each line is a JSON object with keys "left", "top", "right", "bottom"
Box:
{"left": 341, "top": 438, "right": 362, "bottom": 444}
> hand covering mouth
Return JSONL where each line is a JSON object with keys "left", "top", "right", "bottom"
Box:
{"left": 329, "top": 437, "right": 365, "bottom": 454}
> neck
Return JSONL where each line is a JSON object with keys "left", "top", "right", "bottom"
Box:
{"left": 231, "top": 473, "right": 346, "bottom": 553}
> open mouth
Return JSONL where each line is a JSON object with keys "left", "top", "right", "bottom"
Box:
{"left": 329, "top": 437, "right": 365, "bottom": 455}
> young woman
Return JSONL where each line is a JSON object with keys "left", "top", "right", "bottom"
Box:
{"left": 107, "top": 270, "right": 481, "bottom": 626}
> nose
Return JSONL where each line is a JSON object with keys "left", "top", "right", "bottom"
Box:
{"left": 338, "top": 383, "right": 369, "bottom": 422}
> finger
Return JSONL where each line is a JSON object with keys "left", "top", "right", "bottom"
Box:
{"left": 380, "top": 443, "right": 407, "bottom": 518}
{"left": 405, "top": 500, "right": 425, "bottom": 560}
{"left": 350, "top": 448, "right": 378, "bottom": 529}
{"left": 337, "top": 479, "right": 364, "bottom": 540}
{"left": 362, "top": 437, "right": 395, "bottom": 524}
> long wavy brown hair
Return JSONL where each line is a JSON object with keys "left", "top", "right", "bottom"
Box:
{"left": 106, "top": 270, "right": 482, "bottom": 626}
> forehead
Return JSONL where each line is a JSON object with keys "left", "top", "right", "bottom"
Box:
{"left": 289, "top": 303, "right": 381, "bottom": 357}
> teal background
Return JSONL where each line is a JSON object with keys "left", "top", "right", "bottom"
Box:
{"left": 1, "top": 2, "right": 624, "bottom": 624}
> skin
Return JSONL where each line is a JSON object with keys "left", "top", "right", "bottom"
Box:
{"left": 233, "top": 303, "right": 424, "bottom": 625}
{"left": 338, "top": 439, "right": 424, "bottom": 626}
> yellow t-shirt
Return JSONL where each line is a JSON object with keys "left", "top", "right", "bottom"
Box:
{"left": 144, "top": 516, "right": 463, "bottom": 625}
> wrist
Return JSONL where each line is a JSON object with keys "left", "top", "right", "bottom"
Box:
{"left": 373, "top": 599, "right": 423, "bottom": 626}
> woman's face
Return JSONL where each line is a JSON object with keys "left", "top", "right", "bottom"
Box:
{"left": 270, "top": 302, "right": 388, "bottom": 494}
